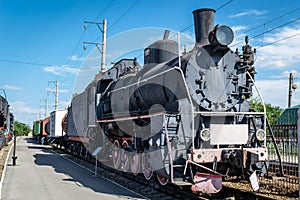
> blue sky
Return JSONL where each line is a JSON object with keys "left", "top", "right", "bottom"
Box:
{"left": 1, "top": 0, "right": 300, "bottom": 125}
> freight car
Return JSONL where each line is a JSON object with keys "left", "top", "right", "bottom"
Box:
{"left": 32, "top": 117, "right": 50, "bottom": 144}
{"left": 32, "top": 120, "right": 41, "bottom": 137}
{"left": 0, "top": 94, "right": 14, "bottom": 147}
{"left": 53, "top": 8, "right": 268, "bottom": 194}
{"left": 49, "top": 109, "right": 67, "bottom": 138}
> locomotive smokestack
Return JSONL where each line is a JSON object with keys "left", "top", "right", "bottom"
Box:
{"left": 193, "top": 8, "right": 216, "bottom": 46}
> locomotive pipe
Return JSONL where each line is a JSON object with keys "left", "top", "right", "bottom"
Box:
{"left": 193, "top": 8, "right": 215, "bottom": 46}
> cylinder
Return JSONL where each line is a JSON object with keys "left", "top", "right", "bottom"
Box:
{"left": 193, "top": 8, "right": 216, "bottom": 46}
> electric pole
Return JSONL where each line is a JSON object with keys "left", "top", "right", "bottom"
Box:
{"left": 101, "top": 19, "right": 107, "bottom": 73}
{"left": 45, "top": 98, "right": 48, "bottom": 117}
{"left": 48, "top": 80, "right": 59, "bottom": 111}
{"left": 41, "top": 98, "right": 48, "bottom": 117}
{"left": 55, "top": 80, "right": 58, "bottom": 111}
{"left": 83, "top": 19, "right": 107, "bottom": 73}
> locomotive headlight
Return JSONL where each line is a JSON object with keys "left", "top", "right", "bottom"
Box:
{"left": 200, "top": 128, "right": 211, "bottom": 141}
{"left": 209, "top": 25, "right": 234, "bottom": 46}
{"left": 256, "top": 129, "right": 266, "bottom": 141}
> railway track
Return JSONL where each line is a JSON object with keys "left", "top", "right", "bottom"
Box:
{"left": 51, "top": 144, "right": 275, "bottom": 200}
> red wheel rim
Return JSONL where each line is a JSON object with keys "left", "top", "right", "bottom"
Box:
{"left": 142, "top": 156, "right": 153, "bottom": 180}
{"left": 143, "top": 168, "right": 153, "bottom": 180}
{"left": 157, "top": 175, "right": 169, "bottom": 185}
{"left": 112, "top": 140, "right": 121, "bottom": 169}
{"left": 130, "top": 154, "right": 140, "bottom": 175}
{"left": 122, "top": 141, "right": 130, "bottom": 172}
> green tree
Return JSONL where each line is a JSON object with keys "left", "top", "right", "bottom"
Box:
{"left": 14, "top": 121, "right": 31, "bottom": 136}
{"left": 249, "top": 98, "right": 283, "bottom": 125}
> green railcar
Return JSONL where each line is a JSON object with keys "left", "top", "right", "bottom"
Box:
{"left": 33, "top": 121, "right": 41, "bottom": 136}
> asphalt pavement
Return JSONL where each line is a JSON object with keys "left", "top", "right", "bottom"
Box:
{"left": 1, "top": 136, "right": 145, "bottom": 200}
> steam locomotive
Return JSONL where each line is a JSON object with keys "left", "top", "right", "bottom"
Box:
{"left": 50, "top": 8, "right": 268, "bottom": 194}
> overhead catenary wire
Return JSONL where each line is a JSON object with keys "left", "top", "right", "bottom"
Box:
{"left": 66, "top": 0, "right": 115, "bottom": 66}
{"left": 81, "top": 0, "right": 141, "bottom": 67}
{"left": 93, "top": 0, "right": 115, "bottom": 22}
{"left": 86, "top": 0, "right": 141, "bottom": 63}
{"left": 255, "top": 32, "right": 300, "bottom": 49}
{"left": 146, "top": 0, "right": 234, "bottom": 61}
{"left": 231, "top": 7, "right": 300, "bottom": 47}
{"left": 0, "top": 58, "right": 97, "bottom": 70}
{"left": 66, "top": 31, "right": 86, "bottom": 66}
{"left": 3, "top": 32, "right": 299, "bottom": 68}
{"left": 216, "top": 0, "right": 234, "bottom": 11}
{"left": 134, "top": 0, "right": 235, "bottom": 60}
{"left": 245, "top": 7, "right": 300, "bottom": 34}
{"left": 107, "top": 0, "right": 140, "bottom": 31}
{"left": 3, "top": 1, "right": 299, "bottom": 68}
{"left": 0, "top": 0, "right": 139, "bottom": 70}
{"left": 92, "top": 0, "right": 141, "bottom": 44}
{"left": 231, "top": 17, "right": 300, "bottom": 47}
{"left": 0, "top": 59, "right": 50, "bottom": 66}
{"left": 176, "top": 0, "right": 235, "bottom": 34}
{"left": 71, "top": 48, "right": 89, "bottom": 69}
{"left": 252, "top": 17, "right": 300, "bottom": 39}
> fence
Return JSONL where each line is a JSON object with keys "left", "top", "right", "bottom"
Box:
{"left": 261, "top": 108, "right": 300, "bottom": 197}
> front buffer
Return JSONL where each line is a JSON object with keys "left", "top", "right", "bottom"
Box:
{"left": 192, "top": 173, "right": 222, "bottom": 194}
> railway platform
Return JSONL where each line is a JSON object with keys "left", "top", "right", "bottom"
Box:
{"left": 1, "top": 136, "right": 145, "bottom": 200}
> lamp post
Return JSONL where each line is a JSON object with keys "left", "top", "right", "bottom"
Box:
{"left": 83, "top": 19, "right": 107, "bottom": 73}
{"left": 288, "top": 73, "right": 297, "bottom": 108}
{"left": 12, "top": 131, "right": 17, "bottom": 166}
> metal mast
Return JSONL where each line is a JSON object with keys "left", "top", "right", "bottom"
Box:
{"left": 55, "top": 80, "right": 58, "bottom": 111}
{"left": 83, "top": 19, "right": 107, "bottom": 73}
{"left": 48, "top": 80, "right": 59, "bottom": 111}
{"left": 101, "top": 19, "right": 107, "bottom": 73}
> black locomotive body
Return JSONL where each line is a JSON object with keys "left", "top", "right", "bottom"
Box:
{"left": 92, "top": 8, "right": 268, "bottom": 193}
{"left": 43, "top": 8, "right": 270, "bottom": 194}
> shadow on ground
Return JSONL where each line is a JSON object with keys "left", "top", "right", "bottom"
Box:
{"left": 26, "top": 138, "right": 142, "bottom": 199}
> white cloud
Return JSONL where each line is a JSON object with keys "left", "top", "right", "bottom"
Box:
{"left": 47, "top": 88, "right": 69, "bottom": 93}
{"left": 230, "top": 9, "right": 269, "bottom": 18}
{"left": 231, "top": 25, "right": 248, "bottom": 32}
{"left": 229, "top": 23, "right": 300, "bottom": 108}
{"left": 68, "top": 55, "right": 84, "bottom": 61}
{"left": 2, "top": 84, "right": 22, "bottom": 90}
{"left": 59, "top": 100, "right": 71, "bottom": 109}
{"left": 180, "top": 32, "right": 196, "bottom": 50}
{"left": 254, "top": 79, "right": 300, "bottom": 108}
{"left": 269, "top": 70, "right": 300, "bottom": 79}
{"left": 9, "top": 101, "right": 44, "bottom": 126}
{"left": 255, "top": 80, "right": 287, "bottom": 108}
{"left": 43, "top": 65, "right": 80, "bottom": 76}
{"left": 10, "top": 99, "right": 71, "bottom": 126}
{"left": 249, "top": 23, "right": 300, "bottom": 108}
{"left": 255, "top": 23, "right": 300, "bottom": 69}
